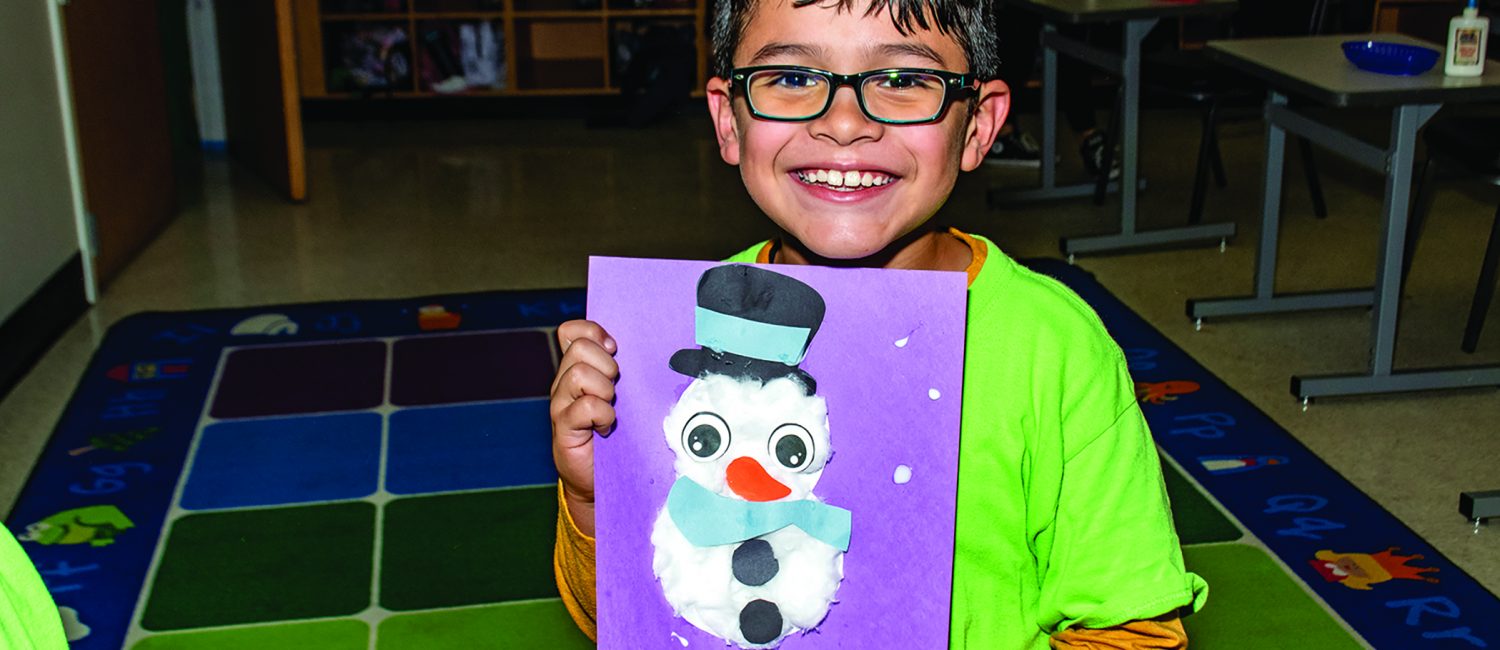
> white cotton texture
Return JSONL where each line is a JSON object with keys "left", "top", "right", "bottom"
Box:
{"left": 652, "top": 374, "right": 845, "bottom": 648}
{"left": 653, "top": 508, "right": 844, "bottom": 648}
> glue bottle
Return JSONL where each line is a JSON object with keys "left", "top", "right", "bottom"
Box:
{"left": 1445, "top": 0, "right": 1490, "bottom": 76}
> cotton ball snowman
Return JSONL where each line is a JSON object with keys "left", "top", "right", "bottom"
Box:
{"left": 652, "top": 264, "right": 852, "bottom": 649}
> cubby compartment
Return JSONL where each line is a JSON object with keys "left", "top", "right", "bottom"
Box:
{"left": 608, "top": 19, "right": 695, "bottom": 92}
{"left": 416, "top": 20, "right": 508, "bottom": 93}
{"left": 321, "top": 20, "right": 415, "bottom": 93}
{"left": 514, "top": 19, "right": 607, "bottom": 90}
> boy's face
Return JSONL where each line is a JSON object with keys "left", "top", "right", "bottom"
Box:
{"left": 706, "top": 0, "right": 1008, "bottom": 261}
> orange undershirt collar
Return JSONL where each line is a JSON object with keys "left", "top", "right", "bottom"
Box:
{"left": 754, "top": 227, "right": 986, "bottom": 287}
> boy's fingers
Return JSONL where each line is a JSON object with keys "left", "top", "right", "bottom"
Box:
{"left": 552, "top": 356, "right": 618, "bottom": 409}
{"left": 550, "top": 339, "right": 619, "bottom": 396}
{"left": 557, "top": 320, "right": 617, "bottom": 356}
{"left": 555, "top": 395, "right": 616, "bottom": 444}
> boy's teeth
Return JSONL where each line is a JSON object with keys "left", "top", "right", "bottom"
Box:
{"left": 798, "top": 169, "right": 893, "bottom": 189}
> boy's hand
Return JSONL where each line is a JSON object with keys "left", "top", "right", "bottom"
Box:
{"left": 551, "top": 319, "right": 618, "bottom": 538}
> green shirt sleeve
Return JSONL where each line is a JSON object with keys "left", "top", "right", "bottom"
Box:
{"left": 1, "top": 532, "right": 68, "bottom": 649}
{"left": 1036, "top": 359, "right": 1209, "bottom": 630}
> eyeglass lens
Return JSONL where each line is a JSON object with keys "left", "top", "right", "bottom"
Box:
{"left": 745, "top": 69, "right": 949, "bottom": 122}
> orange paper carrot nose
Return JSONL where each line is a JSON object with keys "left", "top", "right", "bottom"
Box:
{"left": 726, "top": 456, "right": 791, "bottom": 502}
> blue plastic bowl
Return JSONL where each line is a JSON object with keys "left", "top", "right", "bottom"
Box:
{"left": 1342, "top": 40, "right": 1440, "bottom": 76}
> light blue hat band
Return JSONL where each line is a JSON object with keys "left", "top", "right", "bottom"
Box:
{"left": 695, "top": 307, "right": 811, "bottom": 365}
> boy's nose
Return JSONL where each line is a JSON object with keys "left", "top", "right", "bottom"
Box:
{"left": 810, "top": 86, "right": 881, "bottom": 145}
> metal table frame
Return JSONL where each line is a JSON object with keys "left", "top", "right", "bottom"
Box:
{"left": 1188, "top": 91, "right": 1500, "bottom": 400}
{"left": 987, "top": 14, "right": 1236, "bottom": 257}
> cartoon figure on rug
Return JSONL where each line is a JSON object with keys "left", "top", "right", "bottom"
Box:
{"left": 1198, "top": 455, "right": 1288, "bottom": 475}
{"left": 651, "top": 264, "right": 852, "bottom": 648}
{"left": 1134, "top": 380, "right": 1200, "bottom": 405}
{"left": 1310, "top": 547, "right": 1439, "bottom": 591}
{"left": 16, "top": 505, "right": 134, "bottom": 547}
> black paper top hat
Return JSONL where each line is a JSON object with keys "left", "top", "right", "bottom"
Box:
{"left": 669, "top": 264, "right": 826, "bottom": 394}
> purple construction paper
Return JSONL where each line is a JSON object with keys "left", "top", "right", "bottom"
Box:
{"left": 589, "top": 256, "right": 967, "bottom": 649}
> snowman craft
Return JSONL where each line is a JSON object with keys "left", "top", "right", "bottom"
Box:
{"left": 652, "top": 264, "right": 853, "bottom": 648}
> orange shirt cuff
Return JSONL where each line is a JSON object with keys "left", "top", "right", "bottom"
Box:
{"left": 1050, "top": 615, "right": 1188, "bottom": 650}
{"left": 554, "top": 481, "right": 598, "bottom": 641}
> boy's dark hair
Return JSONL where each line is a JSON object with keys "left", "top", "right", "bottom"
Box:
{"left": 710, "top": 0, "right": 999, "bottom": 81}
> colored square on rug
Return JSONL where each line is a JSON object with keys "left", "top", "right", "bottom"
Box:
{"left": 385, "top": 401, "right": 555, "bottom": 494}
{"left": 390, "top": 331, "right": 554, "bottom": 406}
{"left": 141, "top": 502, "right": 375, "bottom": 630}
{"left": 379, "top": 487, "right": 559, "bottom": 611}
{"left": 181, "top": 413, "right": 382, "bottom": 510}
{"left": 211, "top": 341, "right": 387, "bottom": 419}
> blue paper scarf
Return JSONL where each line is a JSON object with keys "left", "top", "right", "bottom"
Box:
{"left": 666, "top": 476, "right": 852, "bottom": 551}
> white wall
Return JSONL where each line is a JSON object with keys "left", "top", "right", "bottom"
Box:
{"left": 188, "top": 0, "right": 226, "bottom": 148}
{"left": 0, "top": 1, "right": 85, "bottom": 321}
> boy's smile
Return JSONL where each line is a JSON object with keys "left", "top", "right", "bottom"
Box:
{"left": 707, "top": 0, "right": 1008, "bottom": 267}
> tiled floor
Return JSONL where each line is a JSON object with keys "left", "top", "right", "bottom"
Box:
{"left": 3, "top": 106, "right": 1497, "bottom": 601}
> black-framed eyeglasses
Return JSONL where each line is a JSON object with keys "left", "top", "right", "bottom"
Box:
{"left": 730, "top": 65, "right": 979, "bottom": 125}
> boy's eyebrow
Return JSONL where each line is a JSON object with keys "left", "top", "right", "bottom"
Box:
{"left": 748, "top": 42, "right": 827, "bottom": 64}
{"left": 870, "top": 42, "right": 948, "bottom": 67}
{"left": 744, "top": 41, "right": 951, "bottom": 69}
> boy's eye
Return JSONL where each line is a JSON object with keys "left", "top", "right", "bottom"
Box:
{"left": 875, "top": 72, "right": 935, "bottom": 91}
{"left": 766, "top": 72, "right": 822, "bottom": 90}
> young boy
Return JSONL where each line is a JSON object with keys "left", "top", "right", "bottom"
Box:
{"left": 550, "top": 0, "right": 1207, "bottom": 646}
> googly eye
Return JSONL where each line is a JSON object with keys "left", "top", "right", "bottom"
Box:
{"left": 769, "top": 423, "right": 815, "bottom": 472}
{"left": 681, "top": 412, "right": 731, "bottom": 462}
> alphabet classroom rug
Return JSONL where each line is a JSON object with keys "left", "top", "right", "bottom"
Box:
{"left": 5, "top": 261, "right": 1497, "bottom": 649}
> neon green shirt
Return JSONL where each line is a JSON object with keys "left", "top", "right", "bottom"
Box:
{"left": 1, "top": 530, "right": 67, "bottom": 649}
{"left": 728, "top": 234, "right": 1207, "bottom": 648}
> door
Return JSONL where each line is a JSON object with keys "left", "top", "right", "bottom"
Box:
{"left": 63, "top": 0, "right": 178, "bottom": 287}
{"left": 216, "top": 0, "right": 307, "bottom": 202}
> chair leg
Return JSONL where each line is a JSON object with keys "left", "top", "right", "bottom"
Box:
{"left": 1300, "top": 137, "right": 1329, "bottom": 218}
{"left": 1208, "top": 114, "right": 1227, "bottom": 189}
{"left": 1093, "top": 85, "right": 1123, "bottom": 206}
{"left": 1189, "top": 103, "right": 1216, "bottom": 225}
{"left": 1461, "top": 201, "right": 1500, "bottom": 353}
{"left": 1401, "top": 157, "right": 1440, "bottom": 293}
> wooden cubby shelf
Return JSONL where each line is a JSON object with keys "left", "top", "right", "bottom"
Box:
{"left": 293, "top": 0, "right": 708, "bottom": 99}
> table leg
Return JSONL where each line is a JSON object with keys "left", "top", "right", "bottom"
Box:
{"left": 1188, "top": 93, "right": 1375, "bottom": 320}
{"left": 987, "top": 22, "right": 1143, "bottom": 206}
{"left": 1291, "top": 103, "right": 1500, "bottom": 398}
{"left": 1059, "top": 18, "right": 1235, "bottom": 256}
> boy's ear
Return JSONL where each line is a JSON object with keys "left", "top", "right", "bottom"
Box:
{"left": 959, "top": 79, "right": 1011, "bottom": 172}
{"left": 706, "top": 77, "right": 742, "bottom": 166}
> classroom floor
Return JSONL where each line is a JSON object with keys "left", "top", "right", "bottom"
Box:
{"left": 3, "top": 104, "right": 1498, "bottom": 606}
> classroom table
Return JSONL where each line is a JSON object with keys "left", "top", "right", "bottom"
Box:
{"left": 988, "top": 0, "right": 1239, "bottom": 257}
{"left": 1188, "top": 33, "right": 1500, "bottom": 401}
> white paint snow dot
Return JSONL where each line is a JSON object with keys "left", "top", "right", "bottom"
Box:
{"left": 671, "top": 631, "right": 689, "bottom": 647}
{"left": 928, "top": 388, "right": 941, "bottom": 400}
{"left": 894, "top": 336, "right": 910, "bottom": 348}
{"left": 894, "top": 465, "right": 913, "bottom": 484}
